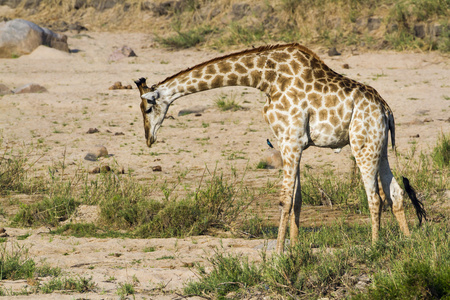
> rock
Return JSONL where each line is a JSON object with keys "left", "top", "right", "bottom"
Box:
{"left": 114, "top": 132, "right": 124, "bottom": 135}
{"left": 0, "top": 19, "right": 69, "bottom": 58}
{"left": 342, "top": 63, "right": 350, "bottom": 69}
{"left": 89, "top": 165, "right": 111, "bottom": 174}
{"left": 0, "top": 83, "right": 12, "bottom": 95}
{"left": 178, "top": 106, "right": 207, "bottom": 116}
{"left": 263, "top": 148, "right": 283, "bottom": 169}
{"left": 367, "top": 17, "right": 381, "bottom": 31}
{"left": 0, "top": 227, "right": 7, "bottom": 237}
{"left": 410, "top": 134, "right": 420, "bottom": 138}
{"left": 109, "top": 81, "right": 132, "bottom": 90}
{"left": 108, "top": 45, "right": 137, "bottom": 62}
{"left": 84, "top": 145, "right": 108, "bottom": 161}
{"left": 414, "top": 24, "right": 426, "bottom": 39}
{"left": 12, "top": 83, "right": 47, "bottom": 94}
{"left": 86, "top": 128, "right": 99, "bottom": 134}
{"left": 328, "top": 47, "right": 341, "bottom": 56}
{"left": 90, "top": 166, "right": 101, "bottom": 173}
{"left": 152, "top": 165, "right": 162, "bottom": 172}
{"left": 84, "top": 153, "right": 98, "bottom": 161}
{"left": 423, "top": 118, "right": 433, "bottom": 122}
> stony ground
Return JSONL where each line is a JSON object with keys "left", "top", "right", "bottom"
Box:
{"left": 0, "top": 32, "right": 449, "bottom": 298}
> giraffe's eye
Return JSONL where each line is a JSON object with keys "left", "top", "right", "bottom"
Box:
{"left": 145, "top": 106, "right": 153, "bottom": 114}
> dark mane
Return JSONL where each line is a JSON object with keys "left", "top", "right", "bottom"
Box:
{"left": 157, "top": 43, "right": 323, "bottom": 86}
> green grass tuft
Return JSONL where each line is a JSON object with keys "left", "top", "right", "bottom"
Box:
{"left": 214, "top": 93, "right": 243, "bottom": 111}
{"left": 431, "top": 132, "right": 450, "bottom": 168}
{"left": 41, "top": 275, "right": 96, "bottom": 294}
{"left": 185, "top": 251, "right": 262, "bottom": 297}
{"left": 0, "top": 242, "right": 60, "bottom": 280}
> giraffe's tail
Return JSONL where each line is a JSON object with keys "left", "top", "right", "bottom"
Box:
{"left": 402, "top": 176, "right": 427, "bottom": 226}
{"left": 387, "top": 111, "right": 396, "bottom": 151}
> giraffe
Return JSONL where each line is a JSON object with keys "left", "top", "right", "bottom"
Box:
{"left": 134, "top": 44, "right": 426, "bottom": 254}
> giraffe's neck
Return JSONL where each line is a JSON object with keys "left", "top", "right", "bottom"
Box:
{"left": 153, "top": 45, "right": 312, "bottom": 103}
{"left": 156, "top": 54, "right": 269, "bottom": 103}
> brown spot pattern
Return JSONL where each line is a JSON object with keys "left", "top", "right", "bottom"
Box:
{"left": 211, "top": 75, "right": 224, "bottom": 88}
{"left": 309, "top": 93, "right": 322, "bottom": 109}
{"left": 235, "top": 63, "right": 247, "bottom": 74}
{"left": 218, "top": 62, "right": 232, "bottom": 73}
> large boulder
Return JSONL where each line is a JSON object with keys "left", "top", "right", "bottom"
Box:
{"left": 0, "top": 19, "right": 69, "bottom": 58}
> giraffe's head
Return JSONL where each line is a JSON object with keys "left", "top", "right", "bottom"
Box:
{"left": 134, "top": 78, "right": 170, "bottom": 148}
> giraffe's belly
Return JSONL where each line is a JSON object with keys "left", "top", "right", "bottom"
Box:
{"left": 308, "top": 123, "right": 350, "bottom": 149}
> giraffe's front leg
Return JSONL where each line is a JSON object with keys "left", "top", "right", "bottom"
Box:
{"left": 276, "top": 144, "right": 302, "bottom": 254}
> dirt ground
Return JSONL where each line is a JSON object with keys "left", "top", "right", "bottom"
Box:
{"left": 0, "top": 32, "right": 449, "bottom": 298}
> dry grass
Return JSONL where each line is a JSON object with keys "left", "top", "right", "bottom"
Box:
{"left": 4, "top": 0, "right": 449, "bottom": 51}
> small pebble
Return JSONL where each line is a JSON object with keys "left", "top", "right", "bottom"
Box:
{"left": 86, "top": 128, "right": 99, "bottom": 134}
{"left": 152, "top": 166, "right": 162, "bottom": 172}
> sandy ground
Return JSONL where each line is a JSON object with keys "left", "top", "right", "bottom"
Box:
{"left": 0, "top": 32, "right": 449, "bottom": 298}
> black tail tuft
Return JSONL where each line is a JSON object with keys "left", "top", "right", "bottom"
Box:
{"left": 402, "top": 176, "right": 427, "bottom": 226}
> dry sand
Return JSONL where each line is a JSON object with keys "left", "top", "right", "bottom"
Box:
{"left": 0, "top": 32, "right": 449, "bottom": 298}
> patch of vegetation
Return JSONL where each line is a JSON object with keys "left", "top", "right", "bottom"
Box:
{"left": 13, "top": 194, "right": 79, "bottom": 227}
{"left": 214, "top": 93, "right": 243, "bottom": 111}
{"left": 256, "top": 161, "right": 269, "bottom": 169}
{"left": 134, "top": 169, "right": 252, "bottom": 238}
{"left": 184, "top": 219, "right": 450, "bottom": 299}
{"left": 301, "top": 165, "right": 368, "bottom": 212}
{"left": 431, "top": 132, "right": 450, "bottom": 168}
{"left": 185, "top": 251, "right": 262, "bottom": 297}
{"left": 0, "top": 141, "right": 44, "bottom": 195}
{"left": 0, "top": 242, "right": 61, "bottom": 280}
{"left": 214, "top": 22, "right": 269, "bottom": 47}
{"left": 40, "top": 275, "right": 96, "bottom": 294}
{"left": 9, "top": 0, "right": 450, "bottom": 52}
{"left": 117, "top": 282, "right": 135, "bottom": 299}
{"left": 156, "top": 25, "right": 216, "bottom": 49}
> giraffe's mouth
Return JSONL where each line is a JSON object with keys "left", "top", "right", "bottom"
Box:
{"left": 146, "top": 135, "right": 156, "bottom": 148}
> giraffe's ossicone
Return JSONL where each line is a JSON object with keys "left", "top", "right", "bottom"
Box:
{"left": 134, "top": 44, "right": 426, "bottom": 254}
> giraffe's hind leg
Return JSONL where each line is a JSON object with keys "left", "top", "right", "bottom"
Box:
{"left": 350, "top": 138, "right": 383, "bottom": 243}
{"left": 290, "top": 165, "right": 302, "bottom": 246}
{"left": 356, "top": 160, "right": 382, "bottom": 243}
{"left": 378, "top": 151, "right": 411, "bottom": 237}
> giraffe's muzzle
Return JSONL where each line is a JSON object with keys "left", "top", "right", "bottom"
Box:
{"left": 146, "top": 135, "right": 156, "bottom": 148}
